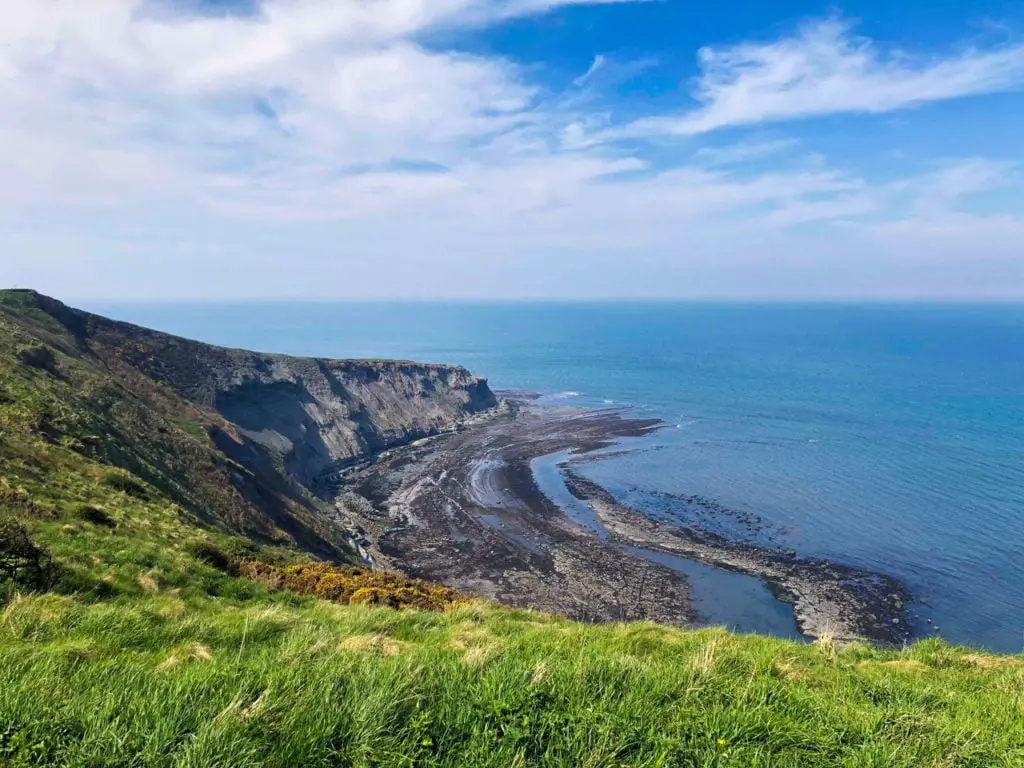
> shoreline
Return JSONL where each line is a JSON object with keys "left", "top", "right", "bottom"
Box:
{"left": 330, "top": 398, "right": 912, "bottom": 644}
{"left": 559, "top": 468, "right": 911, "bottom": 644}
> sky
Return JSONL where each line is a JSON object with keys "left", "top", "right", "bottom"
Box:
{"left": 2, "top": 0, "right": 1024, "bottom": 300}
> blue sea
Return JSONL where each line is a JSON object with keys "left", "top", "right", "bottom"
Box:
{"left": 85, "top": 301, "right": 1024, "bottom": 652}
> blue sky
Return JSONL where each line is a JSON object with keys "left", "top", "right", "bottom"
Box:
{"left": 2, "top": 0, "right": 1023, "bottom": 299}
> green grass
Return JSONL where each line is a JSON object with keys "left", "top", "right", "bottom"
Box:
{"left": 172, "top": 418, "right": 208, "bottom": 440}
{"left": 1, "top": 594, "right": 1023, "bottom": 767}
{"left": 2, "top": 290, "right": 1023, "bottom": 766}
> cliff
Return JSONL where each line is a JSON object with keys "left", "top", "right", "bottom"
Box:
{"left": 0, "top": 289, "right": 497, "bottom": 558}
{"left": 67, "top": 300, "right": 496, "bottom": 486}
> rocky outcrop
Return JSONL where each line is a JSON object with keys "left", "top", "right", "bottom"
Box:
{"left": 66, "top": 302, "right": 496, "bottom": 489}
{"left": 210, "top": 359, "right": 496, "bottom": 488}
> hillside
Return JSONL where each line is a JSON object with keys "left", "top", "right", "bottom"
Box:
{"left": 0, "top": 289, "right": 496, "bottom": 559}
{"left": 1, "top": 291, "right": 1022, "bottom": 766}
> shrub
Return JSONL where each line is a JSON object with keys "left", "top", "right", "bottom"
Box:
{"left": 0, "top": 517, "right": 57, "bottom": 590}
{"left": 101, "top": 470, "right": 152, "bottom": 500}
{"left": 18, "top": 345, "right": 57, "bottom": 374}
{"left": 191, "top": 542, "right": 231, "bottom": 571}
{"left": 349, "top": 587, "right": 396, "bottom": 607}
{"left": 0, "top": 484, "right": 53, "bottom": 519}
{"left": 234, "top": 559, "right": 285, "bottom": 590}
{"left": 233, "top": 560, "right": 466, "bottom": 611}
{"left": 74, "top": 505, "right": 116, "bottom": 528}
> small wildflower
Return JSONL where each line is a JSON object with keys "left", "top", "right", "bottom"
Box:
{"left": 717, "top": 738, "right": 728, "bottom": 748}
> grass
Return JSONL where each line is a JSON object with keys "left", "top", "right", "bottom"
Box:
{"left": 172, "top": 418, "right": 208, "bottom": 440}
{"left": 1, "top": 290, "right": 1023, "bottom": 766}
{"left": 1, "top": 594, "right": 1023, "bottom": 767}
{"left": 0, "top": 290, "right": 358, "bottom": 562}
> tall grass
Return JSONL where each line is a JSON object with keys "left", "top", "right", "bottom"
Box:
{"left": 1, "top": 592, "right": 1023, "bottom": 767}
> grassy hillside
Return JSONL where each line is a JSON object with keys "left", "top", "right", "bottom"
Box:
{"left": 0, "top": 289, "right": 358, "bottom": 561}
{"left": 1, "top": 291, "right": 1023, "bottom": 767}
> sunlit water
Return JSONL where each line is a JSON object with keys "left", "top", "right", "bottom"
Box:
{"left": 86, "top": 301, "right": 1024, "bottom": 652}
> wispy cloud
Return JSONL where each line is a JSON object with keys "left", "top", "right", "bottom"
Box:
{"left": 1, "top": 4, "right": 1022, "bottom": 298}
{"left": 574, "top": 55, "right": 607, "bottom": 86}
{"left": 618, "top": 17, "right": 1024, "bottom": 137}
{"left": 692, "top": 139, "right": 801, "bottom": 167}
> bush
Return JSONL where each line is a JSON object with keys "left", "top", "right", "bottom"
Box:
{"left": 0, "top": 484, "right": 53, "bottom": 519}
{"left": 101, "top": 471, "right": 152, "bottom": 500}
{"left": 233, "top": 560, "right": 466, "bottom": 611}
{"left": 18, "top": 345, "right": 57, "bottom": 374}
{"left": 349, "top": 587, "right": 396, "bottom": 607}
{"left": 74, "top": 505, "right": 116, "bottom": 529}
{"left": 0, "top": 517, "right": 57, "bottom": 590}
{"left": 191, "top": 542, "right": 231, "bottom": 571}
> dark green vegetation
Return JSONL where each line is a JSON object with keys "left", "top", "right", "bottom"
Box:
{"left": 1, "top": 290, "right": 1023, "bottom": 767}
{"left": 0, "top": 289, "right": 357, "bottom": 565}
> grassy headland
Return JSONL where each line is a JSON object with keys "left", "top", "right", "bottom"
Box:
{"left": 1, "top": 290, "right": 1022, "bottom": 766}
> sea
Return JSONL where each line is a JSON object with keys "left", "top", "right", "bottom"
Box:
{"left": 83, "top": 301, "right": 1024, "bottom": 653}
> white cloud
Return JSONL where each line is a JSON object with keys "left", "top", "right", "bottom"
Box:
{"left": 692, "top": 138, "right": 800, "bottom": 166}
{"left": 909, "top": 158, "right": 1015, "bottom": 213}
{"left": 0, "top": 4, "right": 1022, "bottom": 299}
{"left": 618, "top": 17, "right": 1024, "bottom": 137}
{"left": 0, "top": 0, "right": 565, "bottom": 211}
{"left": 574, "top": 55, "right": 607, "bottom": 86}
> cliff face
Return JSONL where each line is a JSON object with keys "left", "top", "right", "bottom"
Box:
{"left": 0, "top": 289, "right": 497, "bottom": 558}
{"left": 28, "top": 292, "right": 497, "bottom": 486}
{"left": 211, "top": 360, "right": 495, "bottom": 487}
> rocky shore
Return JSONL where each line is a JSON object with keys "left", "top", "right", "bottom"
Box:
{"left": 0, "top": 290, "right": 916, "bottom": 643}
{"left": 330, "top": 398, "right": 913, "bottom": 643}
{"left": 560, "top": 470, "right": 911, "bottom": 643}
{"left": 331, "top": 402, "right": 693, "bottom": 624}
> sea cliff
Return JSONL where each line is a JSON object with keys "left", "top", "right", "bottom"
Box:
{"left": 0, "top": 289, "right": 497, "bottom": 557}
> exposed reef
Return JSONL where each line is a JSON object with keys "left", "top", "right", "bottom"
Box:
{"left": 331, "top": 399, "right": 912, "bottom": 642}
{"left": 559, "top": 469, "right": 911, "bottom": 644}
{"left": 331, "top": 404, "right": 692, "bottom": 624}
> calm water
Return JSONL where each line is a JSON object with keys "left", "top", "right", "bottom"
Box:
{"left": 85, "top": 301, "right": 1024, "bottom": 652}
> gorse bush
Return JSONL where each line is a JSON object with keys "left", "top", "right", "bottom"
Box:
{"left": 191, "top": 541, "right": 232, "bottom": 571}
{"left": 235, "top": 560, "right": 467, "bottom": 610}
{"left": 18, "top": 345, "right": 57, "bottom": 374}
{"left": 73, "top": 504, "right": 116, "bottom": 528}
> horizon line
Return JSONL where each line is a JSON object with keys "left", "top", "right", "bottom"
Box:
{"left": 64, "top": 296, "right": 1024, "bottom": 306}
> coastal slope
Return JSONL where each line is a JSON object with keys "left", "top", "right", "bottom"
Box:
{"left": 1, "top": 290, "right": 1022, "bottom": 765}
{"left": 0, "top": 289, "right": 496, "bottom": 558}
{"left": 0, "top": 290, "right": 907, "bottom": 640}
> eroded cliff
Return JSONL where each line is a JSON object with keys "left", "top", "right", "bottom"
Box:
{"left": 0, "top": 289, "right": 497, "bottom": 558}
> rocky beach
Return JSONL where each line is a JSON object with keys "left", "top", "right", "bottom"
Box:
{"left": 329, "top": 395, "right": 913, "bottom": 644}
